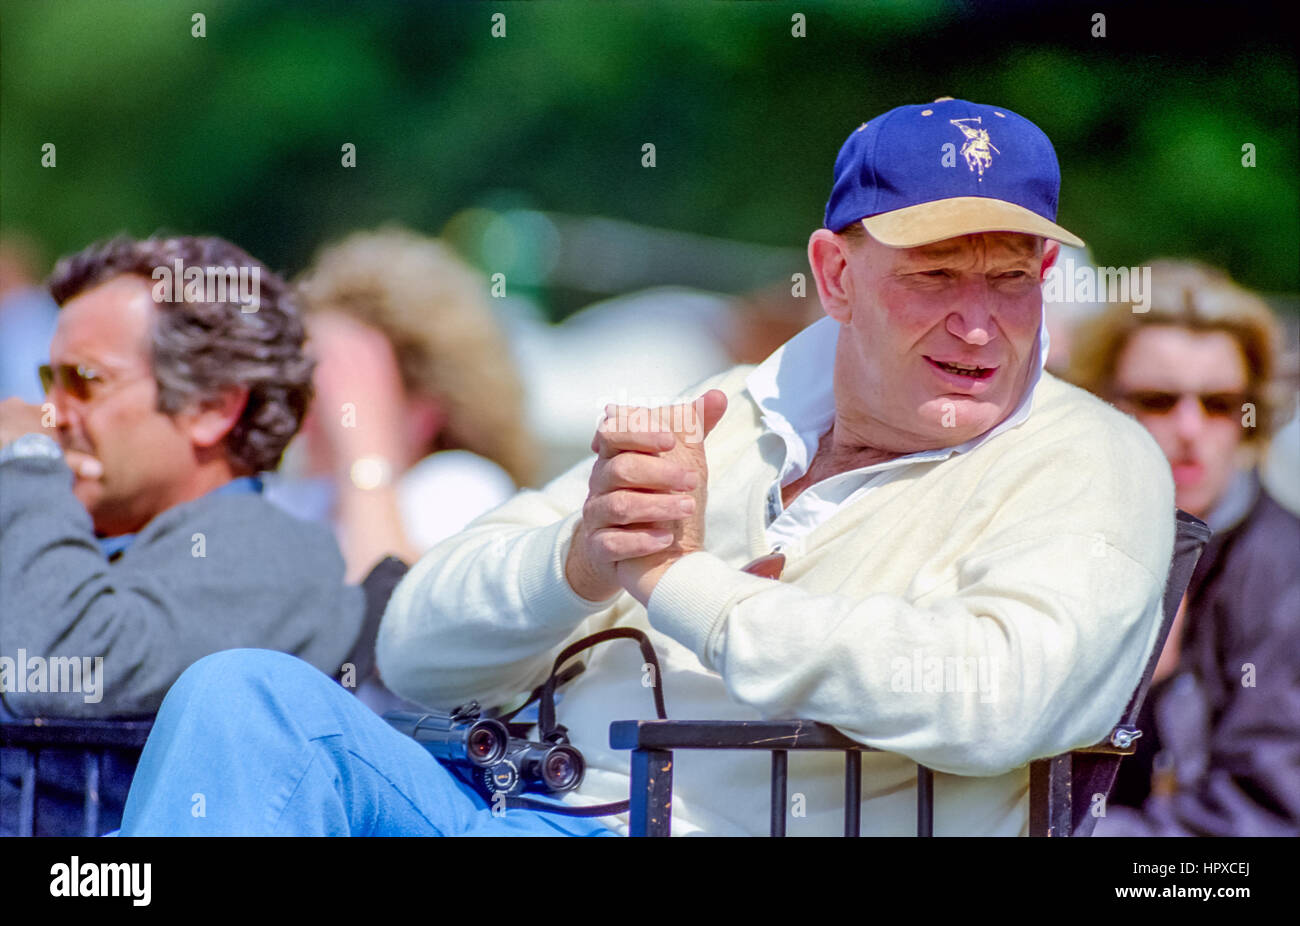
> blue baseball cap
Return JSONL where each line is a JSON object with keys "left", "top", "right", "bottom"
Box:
{"left": 824, "top": 97, "right": 1084, "bottom": 249}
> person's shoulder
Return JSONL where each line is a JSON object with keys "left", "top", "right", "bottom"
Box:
{"left": 975, "top": 373, "right": 1175, "bottom": 556}
{"left": 1019, "top": 372, "right": 1169, "bottom": 469}
{"left": 138, "top": 488, "right": 345, "bottom": 566}
{"left": 1254, "top": 484, "right": 1300, "bottom": 532}
{"left": 1201, "top": 483, "right": 1300, "bottom": 652}
{"left": 1030, "top": 372, "right": 1141, "bottom": 434}
{"left": 1228, "top": 483, "right": 1300, "bottom": 567}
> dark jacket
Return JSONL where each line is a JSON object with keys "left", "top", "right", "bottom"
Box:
{"left": 0, "top": 454, "right": 364, "bottom": 717}
{"left": 1, "top": 453, "right": 365, "bottom": 834}
{"left": 1106, "top": 474, "right": 1300, "bottom": 836}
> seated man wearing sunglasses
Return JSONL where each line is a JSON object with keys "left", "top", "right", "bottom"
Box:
{"left": 0, "top": 236, "right": 364, "bottom": 833}
{"left": 1068, "top": 259, "right": 1300, "bottom": 836}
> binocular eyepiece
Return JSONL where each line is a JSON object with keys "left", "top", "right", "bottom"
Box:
{"left": 383, "top": 707, "right": 510, "bottom": 768}
{"left": 384, "top": 703, "right": 585, "bottom": 797}
{"left": 480, "top": 741, "right": 584, "bottom": 796}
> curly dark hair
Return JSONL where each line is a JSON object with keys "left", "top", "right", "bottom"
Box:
{"left": 47, "top": 235, "right": 314, "bottom": 473}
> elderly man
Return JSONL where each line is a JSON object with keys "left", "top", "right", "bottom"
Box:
{"left": 118, "top": 99, "right": 1174, "bottom": 836}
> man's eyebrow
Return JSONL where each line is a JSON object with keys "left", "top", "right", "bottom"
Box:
{"left": 50, "top": 349, "right": 133, "bottom": 378}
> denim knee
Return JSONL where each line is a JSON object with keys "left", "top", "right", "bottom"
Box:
{"left": 169, "top": 647, "right": 302, "bottom": 694}
{"left": 160, "top": 648, "right": 333, "bottom": 723}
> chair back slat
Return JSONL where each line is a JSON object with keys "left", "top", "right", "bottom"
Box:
{"left": 844, "top": 752, "right": 862, "bottom": 836}
{"left": 629, "top": 747, "right": 673, "bottom": 836}
{"left": 916, "top": 766, "right": 935, "bottom": 836}
{"left": 1031, "top": 754, "right": 1074, "bottom": 836}
{"left": 770, "top": 751, "right": 788, "bottom": 836}
{"left": 81, "top": 751, "right": 102, "bottom": 837}
{"left": 1121, "top": 509, "right": 1212, "bottom": 729}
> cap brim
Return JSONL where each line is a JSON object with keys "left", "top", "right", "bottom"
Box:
{"left": 861, "top": 196, "right": 1085, "bottom": 249}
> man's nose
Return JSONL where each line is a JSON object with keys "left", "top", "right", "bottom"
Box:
{"left": 1170, "top": 394, "right": 1207, "bottom": 440}
{"left": 945, "top": 279, "right": 996, "bottom": 346}
{"left": 48, "top": 387, "right": 80, "bottom": 437}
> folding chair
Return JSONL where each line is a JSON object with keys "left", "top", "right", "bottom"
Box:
{"left": 0, "top": 555, "right": 409, "bottom": 836}
{"left": 610, "top": 509, "right": 1211, "bottom": 836}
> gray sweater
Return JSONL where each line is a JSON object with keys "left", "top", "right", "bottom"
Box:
{"left": 0, "top": 453, "right": 364, "bottom": 718}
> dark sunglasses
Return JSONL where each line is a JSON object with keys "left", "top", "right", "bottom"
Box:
{"left": 1118, "top": 390, "right": 1248, "bottom": 418}
{"left": 38, "top": 363, "right": 104, "bottom": 401}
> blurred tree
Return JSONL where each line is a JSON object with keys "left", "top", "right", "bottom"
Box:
{"left": 1, "top": 0, "right": 1294, "bottom": 318}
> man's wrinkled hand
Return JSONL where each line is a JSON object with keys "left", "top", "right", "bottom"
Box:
{"left": 563, "top": 389, "right": 727, "bottom": 606}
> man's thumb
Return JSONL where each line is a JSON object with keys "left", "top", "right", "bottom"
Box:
{"left": 698, "top": 389, "right": 727, "bottom": 437}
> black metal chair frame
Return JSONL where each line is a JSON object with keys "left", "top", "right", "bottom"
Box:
{"left": 0, "top": 718, "right": 154, "bottom": 836}
{"left": 609, "top": 509, "right": 1211, "bottom": 836}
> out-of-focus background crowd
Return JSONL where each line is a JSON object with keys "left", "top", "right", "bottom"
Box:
{"left": 1, "top": 0, "right": 1296, "bottom": 836}
{"left": 4, "top": 1, "right": 1296, "bottom": 483}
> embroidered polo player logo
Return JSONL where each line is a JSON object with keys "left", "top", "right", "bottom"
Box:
{"left": 950, "top": 117, "right": 999, "bottom": 178}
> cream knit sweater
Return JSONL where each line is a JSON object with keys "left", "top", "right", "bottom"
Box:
{"left": 378, "top": 365, "right": 1175, "bottom": 836}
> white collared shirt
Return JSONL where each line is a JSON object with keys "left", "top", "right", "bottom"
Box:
{"left": 745, "top": 313, "right": 1050, "bottom": 552}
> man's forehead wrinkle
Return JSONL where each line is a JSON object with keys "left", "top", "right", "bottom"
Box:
{"left": 896, "top": 235, "right": 1039, "bottom": 269}
{"left": 904, "top": 241, "right": 967, "bottom": 261}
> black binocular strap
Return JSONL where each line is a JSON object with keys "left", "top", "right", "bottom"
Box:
{"left": 537, "top": 627, "right": 668, "bottom": 741}
{"left": 504, "top": 628, "right": 668, "bottom": 820}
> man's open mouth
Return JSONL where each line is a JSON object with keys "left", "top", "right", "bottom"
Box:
{"left": 925, "top": 357, "right": 997, "bottom": 380}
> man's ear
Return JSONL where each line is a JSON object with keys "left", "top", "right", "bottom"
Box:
{"left": 808, "top": 228, "right": 855, "bottom": 323}
{"left": 181, "top": 385, "right": 251, "bottom": 449}
{"left": 1040, "top": 239, "right": 1061, "bottom": 279}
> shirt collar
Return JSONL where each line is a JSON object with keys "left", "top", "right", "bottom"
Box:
{"left": 745, "top": 311, "right": 1050, "bottom": 482}
{"left": 1205, "top": 467, "right": 1257, "bottom": 535}
{"left": 97, "top": 475, "right": 264, "bottom": 561}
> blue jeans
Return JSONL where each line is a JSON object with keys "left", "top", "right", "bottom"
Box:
{"left": 119, "top": 649, "right": 614, "bottom": 836}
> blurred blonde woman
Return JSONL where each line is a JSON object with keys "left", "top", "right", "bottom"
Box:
{"left": 1067, "top": 259, "right": 1299, "bottom": 836}
{"left": 268, "top": 227, "right": 537, "bottom": 582}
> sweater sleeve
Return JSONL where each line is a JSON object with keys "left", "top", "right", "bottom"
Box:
{"left": 0, "top": 456, "right": 128, "bottom": 716}
{"left": 375, "top": 454, "right": 622, "bottom": 711}
{"left": 646, "top": 427, "right": 1177, "bottom": 778}
{"left": 375, "top": 365, "right": 752, "bottom": 712}
{"left": 1, "top": 456, "right": 364, "bottom": 718}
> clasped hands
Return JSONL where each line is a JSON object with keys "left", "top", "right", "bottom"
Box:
{"left": 565, "top": 389, "right": 727, "bottom": 607}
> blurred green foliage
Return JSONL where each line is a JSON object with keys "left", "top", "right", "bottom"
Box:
{"left": 2, "top": 0, "right": 1295, "bottom": 316}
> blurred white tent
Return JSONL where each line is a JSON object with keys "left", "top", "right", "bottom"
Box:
{"left": 499, "top": 286, "right": 736, "bottom": 481}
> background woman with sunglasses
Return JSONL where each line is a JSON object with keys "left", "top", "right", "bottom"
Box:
{"left": 1067, "top": 259, "right": 1300, "bottom": 836}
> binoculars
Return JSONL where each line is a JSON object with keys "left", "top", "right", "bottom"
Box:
{"left": 384, "top": 703, "right": 584, "bottom": 797}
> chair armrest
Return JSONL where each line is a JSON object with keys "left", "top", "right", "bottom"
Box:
{"left": 0, "top": 717, "right": 154, "bottom": 749}
{"left": 610, "top": 719, "right": 878, "bottom": 752}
